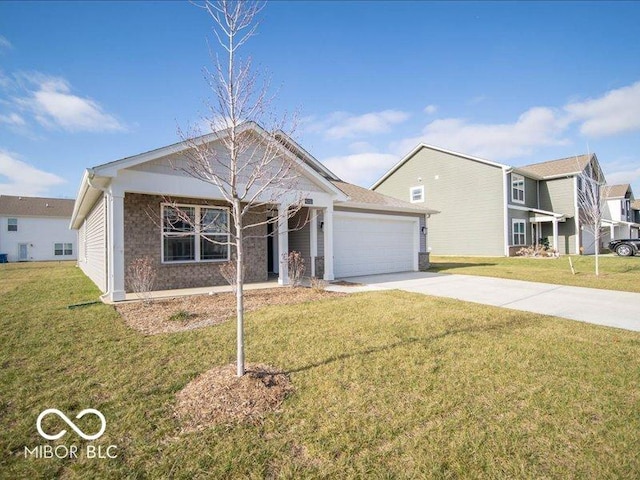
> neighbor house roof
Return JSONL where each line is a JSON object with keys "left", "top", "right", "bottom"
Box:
{"left": 632, "top": 200, "right": 640, "bottom": 211}
{"left": 0, "top": 195, "right": 74, "bottom": 218}
{"left": 518, "top": 154, "right": 592, "bottom": 179}
{"left": 332, "top": 181, "right": 439, "bottom": 214}
{"left": 603, "top": 184, "right": 631, "bottom": 199}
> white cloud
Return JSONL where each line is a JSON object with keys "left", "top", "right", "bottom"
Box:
{"left": 308, "top": 110, "right": 410, "bottom": 140}
{"left": 13, "top": 73, "right": 126, "bottom": 133}
{"left": 605, "top": 164, "right": 640, "bottom": 188}
{"left": 0, "top": 112, "right": 26, "bottom": 127}
{"left": 393, "top": 106, "right": 570, "bottom": 160}
{"left": 322, "top": 152, "right": 398, "bottom": 186}
{"left": 0, "top": 35, "right": 12, "bottom": 52}
{"left": 423, "top": 104, "right": 438, "bottom": 115}
{"left": 565, "top": 81, "right": 640, "bottom": 137}
{"left": 0, "top": 150, "right": 66, "bottom": 196}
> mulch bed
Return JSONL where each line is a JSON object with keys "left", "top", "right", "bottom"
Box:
{"left": 115, "top": 287, "right": 344, "bottom": 335}
{"left": 174, "top": 363, "right": 294, "bottom": 432}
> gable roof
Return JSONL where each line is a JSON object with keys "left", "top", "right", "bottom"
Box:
{"left": 603, "top": 184, "right": 631, "bottom": 199}
{"left": 0, "top": 195, "right": 74, "bottom": 218}
{"left": 371, "top": 143, "right": 509, "bottom": 190}
{"left": 518, "top": 154, "right": 593, "bottom": 179}
{"left": 632, "top": 200, "right": 640, "bottom": 211}
{"left": 71, "top": 122, "right": 349, "bottom": 228}
{"left": 333, "top": 181, "right": 438, "bottom": 214}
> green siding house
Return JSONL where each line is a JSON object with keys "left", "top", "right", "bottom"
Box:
{"left": 373, "top": 144, "right": 613, "bottom": 256}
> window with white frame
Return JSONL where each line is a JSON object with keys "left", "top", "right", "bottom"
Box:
{"left": 410, "top": 186, "right": 424, "bottom": 203}
{"left": 54, "top": 243, "right": 73, "bottom": 256}
{"left": 512, "top": 219, "right": 526, "bottom": 246}
{"left": 162, "top": 204, "right": 230, "bottom": 263}
{"left": 7, "top": 218, "right": 17, "bottom": 232}
{"left": 511, "top": 174, "right": 525, "bottom": 204}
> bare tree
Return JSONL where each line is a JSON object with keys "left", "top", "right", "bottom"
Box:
{"left": 174, "top": 0, "right": 305, "bottom": 376}
{"left": 577, "top": 157, "right": 607, "bottom": 276}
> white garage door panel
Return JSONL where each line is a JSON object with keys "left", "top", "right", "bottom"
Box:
{"left": 334, "top": 212, "right": 417, "bottom": 278}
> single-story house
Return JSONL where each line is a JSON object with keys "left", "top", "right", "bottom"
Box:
{"left": 0, "top": 195, "right": 76, "bottom": 262}
{"left": 70, "top": 122, "right": 437, "bottom": 301}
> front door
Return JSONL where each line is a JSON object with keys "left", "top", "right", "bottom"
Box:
{"left": 18, "top": 243, "right": 28, "bottom": 261}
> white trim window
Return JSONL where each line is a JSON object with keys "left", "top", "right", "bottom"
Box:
{"left": 410, "top": 186, "right": 424, "bottom": 203}
{"left": 511, "top": 174, "right": 525, "bottom": 204}
{"left": 54, "top": 243, "right": 73, "bottom": 256}
{"left": 7, "top": 218, "right": 17, "bottom": 232}
{"left": 512, "top": 219, "right": 526, "bottom": 246}
{"left": 162, "top": 204, "right": 230, "bottom": 263}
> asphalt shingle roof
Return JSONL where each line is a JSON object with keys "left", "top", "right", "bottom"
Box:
{"left": 0, "top": 195, "right": 75, "bottom": 218}
{"left": 331, "top": 181, "right": 434, "bottom": 212}
{"left": 519, "top": 154, "right": 592, "bottom": 179}
{"left": 603, "top": 184, "right": 631, "bottom": 199}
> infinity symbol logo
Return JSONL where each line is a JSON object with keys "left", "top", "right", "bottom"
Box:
{"left": 36, "top": 408, "right": 107, "bottom": 441}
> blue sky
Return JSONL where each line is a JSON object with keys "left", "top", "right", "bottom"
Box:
{"left": 1, "top": 1, "right": 640, "bottom": 198}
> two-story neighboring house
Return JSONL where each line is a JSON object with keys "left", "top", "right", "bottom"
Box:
{"left": 0, "top": 195, "right": 77, "bottom": 262}
{"left": 603, "top": 184, "right": 639, "bottom": 240}
{"left": 372, "top": 144, "right": 607, "bottom": 256}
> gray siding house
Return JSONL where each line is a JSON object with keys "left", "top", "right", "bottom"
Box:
{"left": 373, "top": 144, "right": 608, "bottom": 256}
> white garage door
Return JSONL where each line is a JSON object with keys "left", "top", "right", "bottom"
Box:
{"left": 333, "top": 211, "right": 418, "bottom": 278}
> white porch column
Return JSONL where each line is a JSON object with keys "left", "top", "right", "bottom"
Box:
{"left": 310, "top": 208, "right": 318, "bottom": 278}
{"left": 278, "top": 203, "right": 289, "bottom": 285}
{"left": 108, "top": 192, "right": 126, "bottom": 302}
{"left": 552, "top": 218, "right": 559, "bottom": 254}
{"left": 610, "top": 224, "right": 615, "bottom": 240}
{"left": 323, "top": 204, "right": 334, "bottom": 281}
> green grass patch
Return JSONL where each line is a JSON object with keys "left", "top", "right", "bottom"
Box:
{"left": 430, "top": 254, "right": 640, "bottom": 293}
{"left": 1, "top": 261, "right": 639, "bottom": 478}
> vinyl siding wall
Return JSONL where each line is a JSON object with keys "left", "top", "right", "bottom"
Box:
{"left": 375, "top": 148, "right": 505, "bottom": 256}
{"left": 78, "top": 195, "right": 107, "bottom": 292}
{"left": 539, "top": 177, "right": 578, "bottom": 254}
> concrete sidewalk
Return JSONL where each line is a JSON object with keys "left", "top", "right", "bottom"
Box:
{"left": 327, "top": 271, "right": 640, "bottom": 332}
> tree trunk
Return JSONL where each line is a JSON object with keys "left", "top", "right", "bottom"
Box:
{"left": 234, "top": 199, "right": 245, "bottom": 377}
{"left": 595, "top": 226, "right": 600, "bottom": 277}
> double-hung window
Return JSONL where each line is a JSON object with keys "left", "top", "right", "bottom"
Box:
{"left": 7, "top": 218, "right": 17, "bottom": 232}
{"left": 511, "top": 174, "right": 525, "bottom": 204}
{"left": 162, "top": 204, "right": 230, "bottom": 263}
{"left": 410, "top": 186, "right": 424, "bottom": 203}
{"left": 54, "top": 243, "right": 73, "bottom": 256}
{"left": 512, "top": 220, "right": 526, "bottom": 246}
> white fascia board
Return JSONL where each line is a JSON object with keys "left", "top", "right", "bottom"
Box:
{"left": 334, "top": 201, "right": 439, "bottom": 215}
{"left": 69, "top": 169, "right": 111, "bottom": 229}
{"left": 508, "top": 203, "right": 566, "bottom": 219}
{"left": 114, "top": 169, "right": 336, "bottom": 208}
{"left": 371, "top": 143, "right": 511, "bottom": 189}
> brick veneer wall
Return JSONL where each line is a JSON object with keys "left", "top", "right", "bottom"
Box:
{"left": 123, "top": 193, "right": 267, "bottom": 292}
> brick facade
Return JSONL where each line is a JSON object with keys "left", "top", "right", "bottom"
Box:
{"left": 123, "top": 193, "right": 268, "bottom": 292}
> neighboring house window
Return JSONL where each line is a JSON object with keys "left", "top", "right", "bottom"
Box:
{"left": 54, "top": 243, "right": 73, "bottom": 256}
{"left": 7, "top": 218, "right": 17, "bottom": 232}
{"left": 162, "top": 204, "right": 230, "bottom": 263}
{"left": 410, "top": 186, "right": 424, "bottom": 203}
{"left": 512, "top": 220, "right": 526, "bottom": 246}
{"left": 511, "top": 174, "right": 525, "bottom": 204}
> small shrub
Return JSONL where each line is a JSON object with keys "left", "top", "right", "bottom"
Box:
{"left": 286, "top": 251, "right": 305, "bottom": 287}
{"left": 516, "top": 244, "right": 558, "bottom": 258}
{"left": 169, "top": 310, "right": 194, "bottom": 322}
{"left": 127, "top": 256, "right": 156, "bottom": 305}
{"left": 310, "top": 276, "right": 327, "bottom": 291}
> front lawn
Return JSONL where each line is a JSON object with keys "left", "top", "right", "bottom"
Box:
{"left": 430, "top": 254, "right": 640, "bottom": 293}
{"left": 1, "top": 262, "right": 639, "bottom": 478}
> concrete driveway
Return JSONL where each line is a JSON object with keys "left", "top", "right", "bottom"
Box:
{"left": 328, "top": 271, "right": 640, "bottom": 332}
